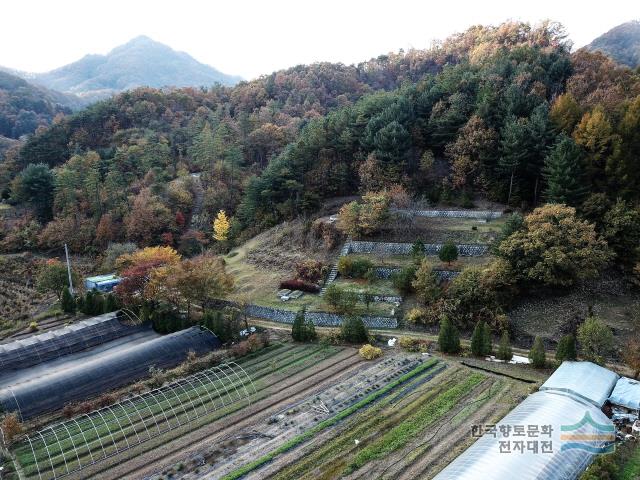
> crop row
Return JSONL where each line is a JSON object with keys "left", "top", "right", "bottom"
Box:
{"left": 15, "top": 344, "right": 339, "bottom": 479}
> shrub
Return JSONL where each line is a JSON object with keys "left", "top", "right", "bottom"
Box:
{"left": 398, "top": 336, "right": 430, "bottom": 352}
{"left": 341, "top": 316, "right": 369, "bottom": 344}
{"left": 232, "top": 334, "right": 266, "bottom": 357}
{"left": 103, "top": 293, "right": 119, "bottom": 313}
{"left": 438, "top": 316, "right": 460, "bottom": 354}
{"left": 529, "top": 337, "right": 547, "bottom": 368}
{"left": 412, "top": 259, "right": 440, "bottom": 305}
{"left": 391, "top": 265, "right": 417, "bottom": 295}
{"left": 359, "top": 344, "right": 383, "bottom": 360}
{"left": 577, "top": 316, "right": 614, "bottom": 365}
{"left": 324, "top": 284, "right": 358, "bottom": 315}
{"left": 405, "top": 307, "right": 426, "bottom": 325}
{"left": 337, "top": 256, "right": 374, "bottom": 279}
{"left": 438, "top": 241, "right": 459, "bottom": 264}
{"left": 496, "top": 330, "right": 513, "bottom": 361}
{"left": 279, "top": 279, "right": 320, "bottom": 293}
{"left": 294, "top": 260, "right": 326, "bottom": 283}
{"left": 29, "top": 321, "right": 38, "bottom": 331}
{"left": 555, "top": 334, "right": 577, "bottom": 363}
{"left": 1, "top": 412, "right": 23, "bottom": 443}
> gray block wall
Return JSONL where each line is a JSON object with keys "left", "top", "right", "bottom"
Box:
{"left": 347, "top": 241, "right": 488, "bottom": 257}
{"left": 392, "top": 208, "right": 503, "bottom": 219}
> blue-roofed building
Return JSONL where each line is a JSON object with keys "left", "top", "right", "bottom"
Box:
{"left": 84, "top": 274, "right": 122, "bottom": 292}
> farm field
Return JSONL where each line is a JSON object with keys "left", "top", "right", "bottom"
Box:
{"left": 5, "top": 342, "right": 364, "bottom": 480}
{"left": 124, "top": 355, "right": 531, "bottom": 480}
{"left": 10, "top": 342, "right": 352, "bottom": 480}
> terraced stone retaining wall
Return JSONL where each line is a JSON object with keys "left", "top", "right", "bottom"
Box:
{"left": 347, "top": 241, "right": 488, "bottom": 257}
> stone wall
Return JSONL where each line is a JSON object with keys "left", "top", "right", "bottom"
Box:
{"left": 393, "top": 208, "right": 503, "bottom": 219}
{"left": 374, "top": 266, "right": 459, "bottom": 282}
{"left": 347, "top": 241, "right": 488, "bottom": 257}
{"left": 244, "top": 304, "right": 398, "bottom": 329}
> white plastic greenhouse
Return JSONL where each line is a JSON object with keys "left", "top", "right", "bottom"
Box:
{"left": 434, "top": 362, "right": 619, "bottom": 480}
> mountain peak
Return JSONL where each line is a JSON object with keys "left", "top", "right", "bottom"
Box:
{"left": 30, "top": 37, "right": 241, "bottom": 101}
{"left": 586, "top": 20, "right": 640, "bottom": 68}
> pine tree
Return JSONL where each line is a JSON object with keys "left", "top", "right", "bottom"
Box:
{"left": 438, "top": 316, "right": 461, "bottom": 354}
{"left": 497, "top": 330, "right": 513, "bottom": 361}
{"left": 543, "top": 134, "right": 587, "bottom": 206}
{"left": 482, "top": 322, "right": 493, "bottom": 356}
{"left": 438, "top": 241, "right": 458, "bottom": 265}
{"left": 61, "top": 286, "right": 76, "bottom": 314}
{"left": 529, "top": 336, "right": 547, "bottom": 368}
{"left": 470, "top": 321, "right": 485, "bottom": 356}
{"left": 555, "top": 334, "right": 577, "bottom": 363}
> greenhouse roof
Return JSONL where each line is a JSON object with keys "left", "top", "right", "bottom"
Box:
{"left": 433, "top": 390, "right": 614, "bottom": 480}
{"left": 85, "top": 273, "right": 120, "bottom": 283}
{"left": 539, "top": 361, "right": 619, "bottom": 407}
{"left": 608, "top": 377, "right": 640, "bottom": 410}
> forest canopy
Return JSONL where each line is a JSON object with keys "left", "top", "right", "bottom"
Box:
{"left": 2, "top": 21, "right": 639, "bottom": 258}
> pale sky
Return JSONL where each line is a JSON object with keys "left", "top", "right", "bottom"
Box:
{"left": 2, "top": 0, "right": 638, "bottom": 80}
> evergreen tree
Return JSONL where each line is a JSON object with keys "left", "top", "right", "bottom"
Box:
{"left": 482, "top": 322, "right": 493, "bottom": 356}
{"left": 555, "top": 334, "right": 577, "bottom": 363}
{"left": 497, "top": 330, "right": 513, "bottom": 361}
{"left": 543, "top": 134, "right": 587, "bottom": 206}
{"left": 438, "top": 316, "right": 461, "bottom": 354}
{"left": 81, "top": 290, "right": 95, "bottom": 315}
{"left": 292, "top": 308, "right": 305, "bottom": 341}
{"left": 438, "top": 241, "right": 458, "bottom": 265}
{"left": 60, "top": 286, "right": 76, "bottom": 314}
{"left": 529, "top": 336, "right": 547, "bottom": 368}
{"left": 499, "top": 116, "right": 529, "bottom": 206}
{"left": 470, "top": 321, "right": 485, "bottom": 356}
{"left": 341, "top": 316, "right": 369, "bottom": 344}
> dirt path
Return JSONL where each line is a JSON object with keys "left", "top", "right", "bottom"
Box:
{"left": 83, "top": 348, "right": 362, "bottom": 480}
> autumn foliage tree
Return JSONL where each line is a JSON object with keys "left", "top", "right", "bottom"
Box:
{"left": 337, "top": 191, "right": 390, "bottom": 238}
{"left": 497, "top": 204, "right": 610, "bottom": 287}
{"left": 213, "top": 210, "right": 230, "bottom": 242}
{"left": 145, "top": 254, "right": 233, "bottom": 319}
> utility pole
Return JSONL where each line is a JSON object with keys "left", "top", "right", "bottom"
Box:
{"left": 64, "top": 243, "right": 74, "bottom": 295}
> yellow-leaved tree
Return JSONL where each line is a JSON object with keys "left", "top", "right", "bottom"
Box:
{"left": 213, "top": 210, "right": 230, "bottom": 241}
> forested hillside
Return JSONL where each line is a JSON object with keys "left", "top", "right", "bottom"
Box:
{"left": 586, "top": 20, "right": 640, "bottom": 68}
{"left": 2, "top": 21, "right": 640, "bottom": 262}
{"left": 0, "top": 70, "right": 75, "bottom": 139}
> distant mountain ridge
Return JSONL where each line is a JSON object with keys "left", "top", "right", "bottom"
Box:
{"left": 27, "top": 36, "right": 242, "bottom": 101}
{"left": 585, "top": 20, "right": 640, "bottom": 68}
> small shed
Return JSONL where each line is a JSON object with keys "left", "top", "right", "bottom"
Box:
{"left": 539, "top": 361, "right": 620, "bottom": 408}
{"left": 84, "top": 274, "right": 121, "bottom": 292}
{"left": 609, "top": 377, "right": 640, "bottom": 412}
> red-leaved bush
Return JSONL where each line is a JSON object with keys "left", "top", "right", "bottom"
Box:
{"left": 279, "top": 279, "right": 320, "bottom": 293}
